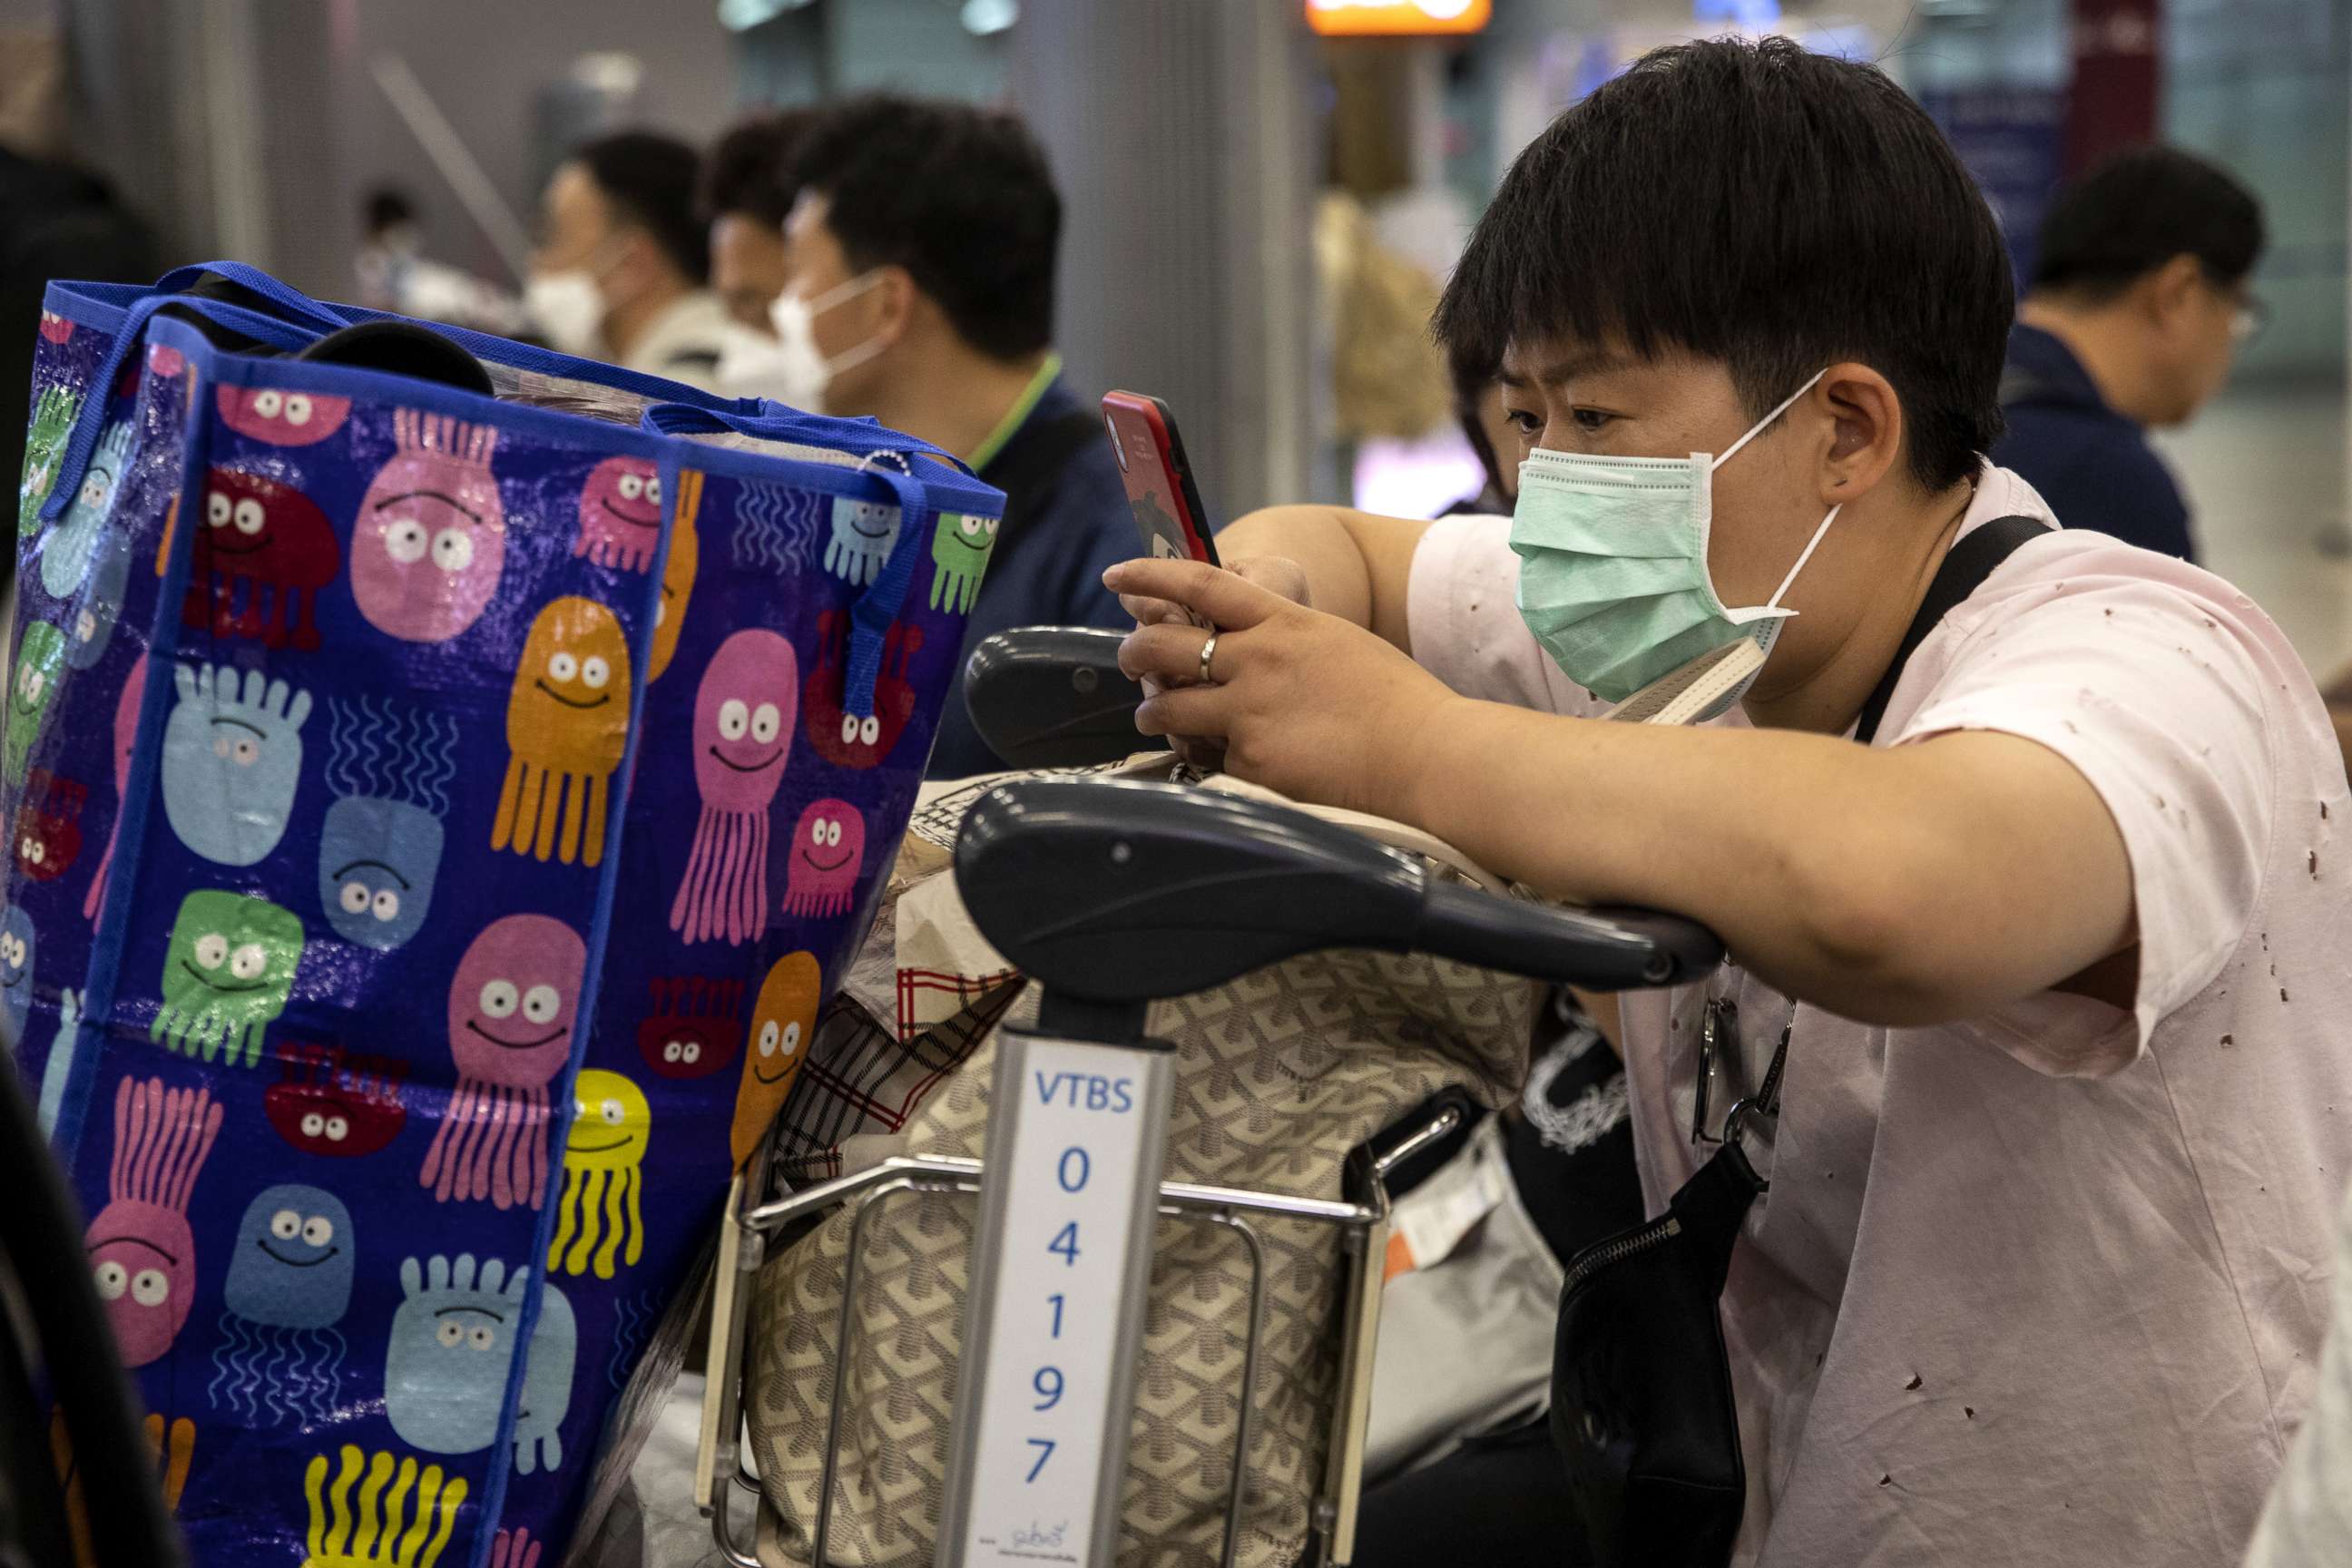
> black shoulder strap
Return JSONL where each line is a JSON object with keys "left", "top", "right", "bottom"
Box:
{"left": 1853, "top": 514, "right": 2051, "bottom": 746}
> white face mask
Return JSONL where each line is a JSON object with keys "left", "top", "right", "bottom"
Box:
{"left": 714, "top": 319, "right": 805, "bottom": 403}
{"left": 765, "top": 271, "right": 886, "bottom": 413}
{"left": 524, "top": 268, "right": 607, "bottom": 358}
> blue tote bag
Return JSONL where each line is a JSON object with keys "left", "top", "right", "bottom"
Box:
{"left": 5, "top": 263, "right": 1005, "bottom": 1567}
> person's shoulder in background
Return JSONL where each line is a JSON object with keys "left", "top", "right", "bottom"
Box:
{"left": 1994, "top": 324, "right": 2197, "bottom": 563}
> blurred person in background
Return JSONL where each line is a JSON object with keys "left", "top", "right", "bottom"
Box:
{"left": 777, "top": 93, "right": 1131, "bottom": 778}
{"left": 700, "top": 109, "right": 816, "bottom": 400}
{"left": 354, "top": 184, "right": 523, "bottom": 337}
{"left": 1443, "top": 352, "right": 1520, "bottom": 517}
{"left": 528, "top": 130, "right": 730, "bottom": 388}
{"left": 1994, "top": 145, "right": 2267, "bottom": 564}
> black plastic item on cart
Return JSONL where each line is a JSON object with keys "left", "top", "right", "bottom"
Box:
{"left": 963, "top": 625, "right": 1161, "bottom": 769}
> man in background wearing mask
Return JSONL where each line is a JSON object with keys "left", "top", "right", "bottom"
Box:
{"left": 1994, "top": 144, "right": 2266, "bottom": 564}
{"left": 701, "top": 110, "right": 813, "bottom": 354}
{"left": 528, "top": 131, "right": 730, "bottom": 389}
{"left": 769, "top": 93, "right": 1131, "bottom": 778}
{"left": 1111, "top": 38, "right": 2350, "bottom": 1567}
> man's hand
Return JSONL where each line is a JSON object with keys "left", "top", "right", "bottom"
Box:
{"left": 1106, "top": 556, "right": 1456, "bottom": 816}
{"left": 1116, "top": 556, "right": 1313, "bottom": 771}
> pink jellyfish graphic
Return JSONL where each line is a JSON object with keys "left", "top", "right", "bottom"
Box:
{"left": 83, "top": 653, "right": 146, "bottom": 926}
{"left": 574, "top": 456, "right": 662, "bottom": 573}
{"left": 84, "top": 1076, "right": 224, "bottom": 1367}
{"left": 353, "top": 411, "right": 504, "bottom": 642}
{"left": 781, "top": 799, "right": 866, "bottom": 918}
{"left": 419, "top": 914, "right": 586, "bottom": 1211}
{"left": 669, "top": 630, "right": 799, "bottom": 946}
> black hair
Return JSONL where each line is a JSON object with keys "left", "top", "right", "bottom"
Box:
{"left": 363, "top": 187, "right": 416, "bottom": 237}
{"left": 575, "top": 130, "right": 710, "bottom": 285}
{"left": 1434, "top": 36, "right": 2011, "bottom": 494}
{"left": 2032, "top": 144, "right": 2265, "bottom": 300}
{"left": 789, "top": 94, "right": 1059, "bottom": 361}
{"left": 701, "top": 110, "right": 818, "bottom": 230}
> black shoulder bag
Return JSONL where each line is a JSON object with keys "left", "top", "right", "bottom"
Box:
{"left": 1547, "top": 514, "right": 2050, "bottom": 1568}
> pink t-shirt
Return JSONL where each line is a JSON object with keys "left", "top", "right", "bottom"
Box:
{"left": 1406, "top": 465, "right": 2352, "bottom": 1567}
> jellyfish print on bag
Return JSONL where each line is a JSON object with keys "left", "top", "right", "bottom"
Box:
{"left": 266, "top": 1042, "right": 409, "bottom": 1158}
{"left": 185, "top": 468, "right": 340, "bottom": 651}
{"left": 548, "top": 1070, "right": 650, "bottom": 1279}
{"left": 14, "top": 768, "right": 85, "bottom": 883}
{"left": 822, "top": 496, "right": 899, "bottom": 586}
{"left": 492, "top": 598, "right": 631, "bottom": 867}
{"left": 83, "top": 654, "right": 145, "bottom": 926}
{"left": 160, "top": 662, "right": 312, "bottom": 866}
{"left": 84, "top": 1076, "right": 223, "bottom": 1367}
{"left": 5, "top": 621, "right": 67, "bottom": 792}
{"left": 635, "top": 975, "right": 743, "bottom": 1081}
{"left": 928, "top": 510, "right": 1000, "bottom": 615}
{"left": 318, "top": 694, "right": 458, "bottom": 951}
{"left": 418, "top": 914, "right": 586, "bottom": 1210}
{"left": 19, "top": 386, "right": 80, "bottom": 528}
{"left": 65, "top": 519, "right": 133, "bottom": 670}
{"left": 39, "top": 417, "right": 131, "bottom": 601}
{"left": 730, "top": 950, "right": 819, "bottom": 1165}
{"left": 216, "top": 385, "right": 351, "bottom": 446}
{"left": 210, "top": 1184, "right": 354, "bottom": 1426}
{"left": 670, "top": 629, "right": 797, "bottom": 946}
{"left": 353, "top": 411, "right": 504, "bottom": 642}
{"left": 780, "top": 799, "right": 865, "bottom": 918}
{"left": 649, "top": 481, "right": 700, "bottom": 683}
{"left": 0, "top": 902, "right": 34, "bottom": 1044}
{"left": 575, "top": 456, "right": 662, "bottom": 572}
{"left": 151, "top": 890, "right": 306, "bottom": 1069}
{"left": 299, "top": 1445, "right": 467, "bottom": 1568}
{"left": 383, "top": 1255, "right": 575, "bottom": 1474}
{"left": 804, "top": 610, "right": 922, "bottom": 769}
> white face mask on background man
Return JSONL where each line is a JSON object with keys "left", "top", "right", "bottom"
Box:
{"left": 763, "top": 270, "right": 887, "bottom": 413}
{"left": 524, "top": 262, "right": 611, "bottom": 359}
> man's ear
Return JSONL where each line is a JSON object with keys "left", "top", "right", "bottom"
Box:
{"left": 867, "top": 266, "right": 920, "bottom": 349}
{"left": 1816, "top": 362, "right": 1905, "bottom": 504}
{"left": 2140, "top": 253, "right": 2206, "bottom": 328}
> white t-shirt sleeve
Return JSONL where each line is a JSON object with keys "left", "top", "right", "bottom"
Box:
{"left": 1890, "top": 560, "right": 2276, "bottom": 1067}
{"left": 1406, "top": 514, "right": 1604, "bottom": 717}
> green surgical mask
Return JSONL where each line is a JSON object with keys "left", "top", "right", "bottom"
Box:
{"left": 1509, "top": 369, "right": 1838, "bottom": 708}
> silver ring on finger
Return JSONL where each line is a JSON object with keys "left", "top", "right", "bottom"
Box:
{"left": 1198, "top": 632, "right": 1220, "bottom": 685}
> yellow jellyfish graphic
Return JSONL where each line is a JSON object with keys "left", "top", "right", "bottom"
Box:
{"left": 548, "top": 1069, "right": 651, "bottom": 1279}
{"left": 300, "top": 1445, "right": 466, "bottom": 1568}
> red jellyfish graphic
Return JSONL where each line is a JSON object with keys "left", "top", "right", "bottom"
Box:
{"left": 185, "top": 467, "right": 340, "bottom": 651}
{"left": 265, "top": 1041, "right": 410, "bottom": 1159}
{"left": 83, "top": 1076, "right": 224, "bottom": 1367}
{"left": 803, "top": 610, "right": 924, "bottom": 770}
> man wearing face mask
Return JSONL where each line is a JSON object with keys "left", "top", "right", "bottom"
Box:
{"left": 527, "top": 131, "right": 731, "bottom": 389}
{"left": 1112, "top": 38, "right": 2351, "bottom": 1568}
{"left": 764, "top": 94, "right": 1132, "bottom": 778}
{"left": 701, "top": 111, "right": 816, "bottom": 394}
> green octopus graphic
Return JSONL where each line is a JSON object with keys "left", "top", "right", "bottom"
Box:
{"left": 4, "top": 622, "right": 67, "bottom": 790}
{"left": 20, "top": 385, "right": 82, "bottom": 530}
{"left": 927, "top": 511, "right": 1000, "bottom": 615}
{"left": 152, "top": 890, "right": 305, "bottom": 1069}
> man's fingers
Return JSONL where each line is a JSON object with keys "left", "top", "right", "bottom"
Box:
{"left": 1119, "top": 622, "right": 1217, "bottom": 687}
{"left": 1103, "top": 558, "right": 1286, "bottom": 632}
{"left": 1133, "top": 684, "right": 1230, "bottom": 740}
{"left": 1120, "top": 591, "right": 1191, "bottom": 628}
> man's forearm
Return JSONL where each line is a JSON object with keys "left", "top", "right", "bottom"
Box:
{"left": 1399, "top": 696, "right": 2133, "bottom": 1029}
{"left": 1217, "top": 506, "right": 1426, "bottom": 649}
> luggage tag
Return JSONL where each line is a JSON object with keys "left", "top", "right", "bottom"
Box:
{"left": 1383, "top": 1120, "right": 1510, "bottom": 1282}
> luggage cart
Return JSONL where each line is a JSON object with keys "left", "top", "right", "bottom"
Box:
{"left": 695, "top": 626, "right": 1720, "bottom": 1566}
{"left": 696, "top": 775, "right": 1719, "bottom": 1568}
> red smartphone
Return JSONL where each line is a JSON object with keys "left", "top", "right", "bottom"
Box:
{"left": 1102, "top": 391, "right": 1221, "bottom": 567}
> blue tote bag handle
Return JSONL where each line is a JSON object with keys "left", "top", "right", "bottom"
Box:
{"left": 642, "top": 401, "right": 954, "bottom": 720}
{"left": 39, "top": 262, "right": 353, "bottom": 524}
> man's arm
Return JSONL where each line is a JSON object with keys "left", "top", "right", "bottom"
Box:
{"left": 1108, "top": 558, "right": 2151, "bottom": 1051}
{"left": 1141, "top": 506, "right": 1429, "bottom": 648}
